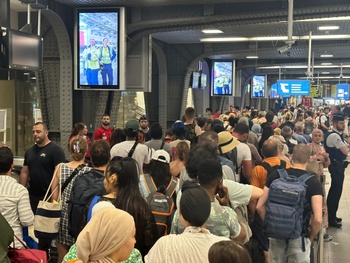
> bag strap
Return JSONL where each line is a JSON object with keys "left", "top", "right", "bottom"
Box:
{"left": 61, "top": 164, "right": 85, "bottom": 193}
{"left": 160, "top": 140, "right": 165, "bottom": 150}
{"left": 276, "top": 168, "right": 289, "bottom": 179}
{"left": 128, "top": 141, "right": 138, "bottom": 158}
{"left": 165, "top": 178, "right": 178, "bottom": 198}
{"left": 13, "top": 235, "right": 29, "bottom": 249}
{"left": 261, "top": 162, "right": 273, "bottom": 175}
{"left": 87, "top": 196, "right": 100, "bottom": 222}
{"left": 232, "top": 147, "right": 239, "bottom": 174}
{"left": 143, "top": 173, "right": 157, "bottom": 194}
{"left": 298, "top": 173, "right": 314, "bottom": 184}
{"left": 43, "top": 163, "right": 62, "bottom": 202}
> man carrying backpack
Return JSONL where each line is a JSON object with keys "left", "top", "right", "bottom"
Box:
{"left": 256, "top": 144, "right": 323, "bottom": 263}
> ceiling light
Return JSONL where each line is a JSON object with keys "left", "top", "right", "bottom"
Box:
{"left": 321, "top": 63, "right": 333, "bottom": 66}
{"left": 320, "top": 54, "right": 333, "bottom": 58}
{"left": 318, "top": 26, "right": 339, "bottom": 30}
{"left": 322, "top": 72, "right": 330, "bottom": 74}
{"left": 246, "top": 56, "right": 259, "bottom": 59}
{"left": 202, "top": 29, "right": 223, "bottom": 34}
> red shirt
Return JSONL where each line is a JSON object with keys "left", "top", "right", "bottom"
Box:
{"left": 93, "top": 126, "right": 113, "bottom": 143}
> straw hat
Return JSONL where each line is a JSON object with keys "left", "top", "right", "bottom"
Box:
{"left": 218, "top": 131, "right": 240, "bottom": 154}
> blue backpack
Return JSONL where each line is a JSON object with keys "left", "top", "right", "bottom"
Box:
{"left": 265, "top": 169, "right": 313, "bottom": 240}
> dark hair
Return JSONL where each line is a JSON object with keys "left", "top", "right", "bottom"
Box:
{"left": 197, "top": 117, "right": 207, "bottom": 128}
{"left": 180, "top": 181, "right": 211, "bottom": 227}
{"left": 197, "top": 159, "right": 223, "bottom": 186}
{"left": 150, "top": 123, "right": 163, "bottom": 140}
{"left": 212, "top": 124, "right": 225, "bottom": 133}
{"left": 306, "top": 110, "right": 313, "bottom": 118}
{"left": 233, "top": 123, "right": 249, "bottom": 135}
{"left": 164, "top": 128, "right": 174, "bottom": 137}
{"left": 143, "top": 159, "right": 171, "bottom": 189}
{"left": 110, "top": 128, "right": 125, "bottom": 148}
{"left": 34, "top": 122, "right": 48, "bottom": 131}
{"left": 0, "top": 147, "right": 13, "bottom": 173}
{"left": 261, "top": 139, "right": 278, "bottom": 158}
{"left": 258, "top": 124, "right": 274, "bottom": 153}
{"left": 186, "top": 145, "right": 219, "bottom": 179}
{"left": 266, "top": 111, "right": 274, "bottom": 123}
{"left": 68, "top": 136, "right": 88, "bottom": 161}
{"left": 208, "top": 240, "right": 252, "bottom": 263}
{"left": 206, "top": 108, "right": 212, "bottom": 113}
{"left": 228, "top": 117, "right": 239, "bottom": 128}
{"left": 70, "top": 122, "right": 85, "bottom": 137}
{"left": 198, "top": 131, "right": 218, "bottom": 148}
{"left": 107, "top": 157, "right": 154, "bottom": 249}
{"left": 102, "top": 114, "right": 110, "bottom": 118}
{"left": 124, "top": 128, "right": 138, "bottom": 138}
{"left": 185, "top": 107, "right": 196, "bottom": 119}
{"left": 90, "top": 140, "right": 110, "bottom": 167}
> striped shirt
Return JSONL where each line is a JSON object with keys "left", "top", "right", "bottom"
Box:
{"left": 0, "top": 175, "right": 34, "bottom": 248}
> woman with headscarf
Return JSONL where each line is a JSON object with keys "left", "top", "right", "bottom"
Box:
{"left": 145, "top": 181, "right": 229, "bottom": 263}
{"left": 307, "top": 128, "right": 332, "bottom": 242}
{"left": 73, "top": 208, "right": 136, "bottom": 263}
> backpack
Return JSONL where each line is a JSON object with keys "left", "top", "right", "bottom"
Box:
{"left": 260, "top": 160, "right": 286, "bottom": 176}
{"left": 265, "top": 169, "right": 313, "bottom": 241}
{"left": 68, "top": 169, "right": 106, "bottom": 239}
{"left": 142, "top": 173, "right": 178, "bottom": 237}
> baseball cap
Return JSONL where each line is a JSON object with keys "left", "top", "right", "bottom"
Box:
{"left": 333, "top": 113, "right": 345, "bottom": 121}
{"left": 152, "top": 150, "right": 170, "bottom": 163}
{"left": 125, "top": 119, "right": 139, "bottom": 131}
{"left": 172, "top": 120, "right": 185, "bottom": 131}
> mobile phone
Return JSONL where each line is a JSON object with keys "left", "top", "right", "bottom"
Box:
{"left": 218, "top": 187, "right": 225, "bottom": 198}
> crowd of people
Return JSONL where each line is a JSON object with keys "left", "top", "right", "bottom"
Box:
{"left": 1, "top": 103, "right": 350, "bottom": 263}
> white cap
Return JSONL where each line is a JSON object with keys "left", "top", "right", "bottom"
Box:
{"left": 152, "top": 150, "right": 170, "bottom": 163}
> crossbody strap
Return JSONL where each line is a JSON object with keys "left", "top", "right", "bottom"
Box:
{"left": 61, "top": 164, "right": 85, "bottom": 193}
{"left": 87, "top": 196, "right": 101, "bottom": 222}
{"left": 143, "top": 173, "right": 157, "bottom": 193}
{"left": 128, "top": 141, "right": 138, "bottom": 158}
{"left": 43, "top": 163, "right": 62, "bottom": 202}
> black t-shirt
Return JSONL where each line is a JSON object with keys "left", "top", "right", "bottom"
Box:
{"left": 266, "top": 168, "right": 323, "bottom": 206}
{"left": 24, "top": 142, "right": 66, "bottom": 197}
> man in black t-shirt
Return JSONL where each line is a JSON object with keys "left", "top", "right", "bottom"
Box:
{"left": 19, "top": 122, "right": 66, "bottom": 254}
{"left": 256, "top": 144, "right": 323, "bottom": 263}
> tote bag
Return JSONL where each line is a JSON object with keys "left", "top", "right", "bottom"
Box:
{"left": 34, "top": 164, "right": 62, "bottom": 239}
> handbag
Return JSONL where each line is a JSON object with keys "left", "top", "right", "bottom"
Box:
{"left": 34, "top": 164, "right": 62, "bottom": 239}
{"left": 8, "top": 235, "right": 47, "bottom": 263}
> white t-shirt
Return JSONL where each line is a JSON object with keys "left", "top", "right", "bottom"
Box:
{"left": 145, "top": 226, "right": 229, "bottom": 263}
{"left": 232, "top": 137, "right": 252, "bottom": 181}
{"left": 110, "top": 141, "right": 152, "bottom": 173}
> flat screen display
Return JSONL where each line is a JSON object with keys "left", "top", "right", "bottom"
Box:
{"left": 75, "top": 8, "right": 125, "bottom": 90}
{"left": 200, "top": 73, "right": 207, "bottom": 89}
{"left": 277, "top": 80, "right": 310, "bottom": 96}
{"left": 212, "top": 61, "right": 233, "bottom": 96}
{"left": 270, "top": 83, "right": 279, "bottom": 98}
{"left": 191, "top": 72, "right": 200, "bottom": 89}
{"left": 251, "top": 75, "right": 266, "bottom": 98}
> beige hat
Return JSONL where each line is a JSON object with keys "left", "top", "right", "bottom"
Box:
{"left": 218, "top": 131, "right": 240, "bottom": 154}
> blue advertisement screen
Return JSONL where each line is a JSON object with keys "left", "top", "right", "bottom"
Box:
{"left": 212, "top": 62, "right": 233, "bottom": 96}
{"left": 251, "top": 76, "right": 266, "bottom": 98}
{"left": 337, "top": 83, "right": 349, "bottom": 99}
{"left": 277, "top": 80, "right": 310, "bottom": 96}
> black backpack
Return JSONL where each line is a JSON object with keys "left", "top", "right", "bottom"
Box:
{"left": 67, "top": 169, "right": 106, "bottom": 239}
{"left": 259, "top": 160, "right": 287, "bottom": 176}
{"left": 142, "top": 173, "right": 178, "bottom": 237}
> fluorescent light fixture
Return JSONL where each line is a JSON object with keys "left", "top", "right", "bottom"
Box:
{"left": 321, "top": 62, "right": 333, "bottom": 66}
{"left": 321, "top": 72, "right": 330, "bottom": 74}
{"left": 246, "top": 56, "right": 259, "bottom": 59}
{"left": 318, "top": 26, "right": 339, "bottom": 30}
{"left": 320, "top": 54, "right": 333, "bottom": 58}
{"left": 202, "top": 29, "right": 223, "bottom": 34}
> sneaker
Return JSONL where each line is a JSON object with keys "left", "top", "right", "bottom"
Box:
{"left": 324, "top": 233, "right": 333, "bottom": 242}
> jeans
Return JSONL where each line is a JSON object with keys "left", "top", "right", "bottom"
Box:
{"left": 269, "top": 237, "right": 311, "bottom": 263}
{"left": 101, "top": 64, "right": 113, "bottom": 85}
{"left": 327, "top": 161, "right": 345, "bottom": 221}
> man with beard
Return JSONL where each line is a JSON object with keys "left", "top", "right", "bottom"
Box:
{"left": 325, "top": 113, "right": 349, "bottom": 228}
{"left": 19, "top": 122, "right": 65, "bottom": 256}
{"left": 93, "top": 114, "right": 113, "bottom": 143}
{"left": 139, "top": 115, "right": 151, "bottom": 142}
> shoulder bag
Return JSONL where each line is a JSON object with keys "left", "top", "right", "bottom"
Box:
{"left": 8, "top": 235, "right": 47, "bottom": 263}
{"left": 34, "top": 163, "right": 62, "bottom": 239}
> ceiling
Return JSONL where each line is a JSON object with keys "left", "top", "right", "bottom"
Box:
{"left": 10, "top": 0, "right": 350, "bottom": 80}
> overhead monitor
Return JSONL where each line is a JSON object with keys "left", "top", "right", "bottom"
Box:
{"left": 277, "top": 80, "right": 310, "bottom": 96}
{"left": 211, "top": 61, "right": 235, "bottom": 96}
{"left": 191, "top": 71, "right": 200, "bottom": 89}
{"left": 74, "top": 7, "right": 126, "bottom": 90}
{"left": 200, "top": 72, "right": 207, "bottom": 89}
{"left": 270, "top": 83, "right": 279, "bottom": 98}
{"left": 251, "top": 75, "right": 266, "bottom": 98}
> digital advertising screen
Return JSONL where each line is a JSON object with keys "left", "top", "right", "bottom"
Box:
{"left": 270, "top": 83, "right": 279, "bottom": 98}
{"left": 200, "top": 73, "right": 207, "bottom": 89}
{"left": 211, "top": 61, "right": 234, "bottom": 96}
{"left": 251, "top": 75, "right": 266, "bottom": 98}
{"left": 75, "top": 8, "right": 125, "bottom": 90}
{"left": 191, "top": 72, "right": 200, "bottom": 89}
